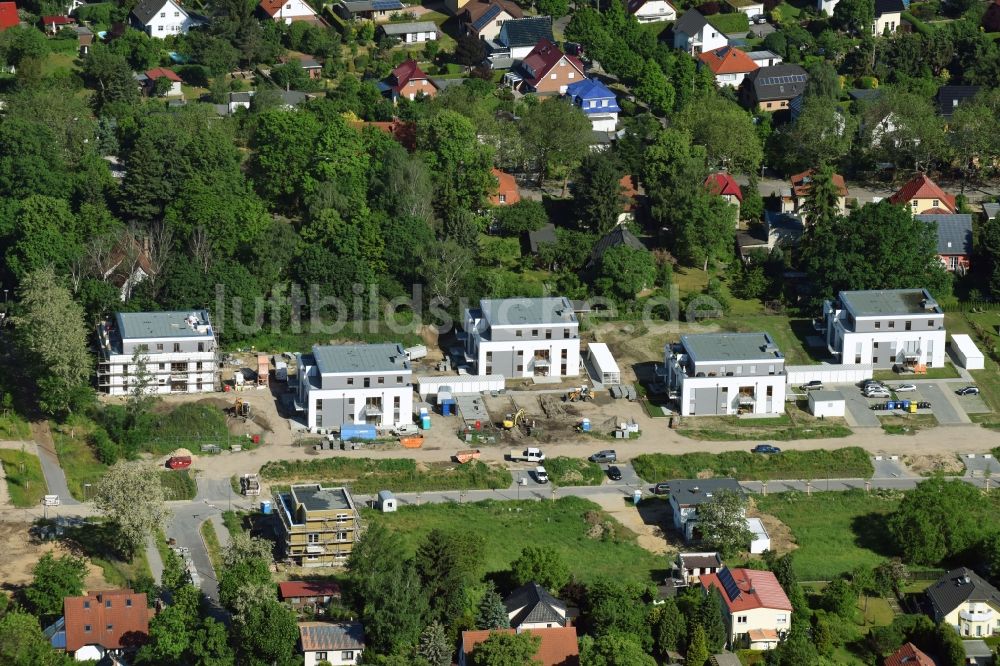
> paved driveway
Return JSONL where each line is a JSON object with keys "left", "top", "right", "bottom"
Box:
{"left": 918, "top": 383, "right": 970, "bottom": 425}
{"left": 871, "top": 455, "right": 915, "bottom": 479}
{"left": 962, "top": 453, "right": 1000, "bottom": 478}
{"left": 31, "top": 423, "right": 78, "bottom": 505}
{"left": 840, "top": 387, "right": 881, "bottom": 427}
{"left": 749, "top": 22, "right": 774, "bottom": 38}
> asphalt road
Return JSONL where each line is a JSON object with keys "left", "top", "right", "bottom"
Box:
{"left": 31, "top": 423, "right": 78, "bottom": 505}
{"left": 917, "top": 383, "right": 968, "bottom": 425}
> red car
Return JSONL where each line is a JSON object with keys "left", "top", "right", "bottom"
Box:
{"left": 166, "top": 456, "right": 192, "bottom": 470}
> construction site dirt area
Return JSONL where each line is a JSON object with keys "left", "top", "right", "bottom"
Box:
{"left": 0, "top": 522, "right": 111, "bottom": 591}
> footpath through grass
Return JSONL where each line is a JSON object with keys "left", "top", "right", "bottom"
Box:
{"left": 544, "top": 457, "right": 605, "bottom": 486}
{"left": 755, "top": 489, "right": 900, "bottom": 580}
{"left": 633, "top": 447, "right": 873, "bottom": 482}
{"left": 0, "top": 448, "right": 47, "bottom": 506}
{"left": 367, "top": 496, "right": 664, "bottom": 584}
{"left": 52, "top": 416, "right": 108, "bottom": 501}
{"left": 261, "top": 457, "right": 512, "bottom": 493}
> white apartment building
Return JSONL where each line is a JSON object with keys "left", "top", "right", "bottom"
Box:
{"left": 463, "top": 297, "right": 580, "bottom": 379}
{"left": 823, "top": 289, "right": 946, "bottom": 370}
{"left": 96, "top": 311, "right": 218, "bottom": 396}
{"left": 294, "top": 343, "right": 413, "bottom": 431}
{"left": 663, "top": 332, "right": 786, "bottom": 416}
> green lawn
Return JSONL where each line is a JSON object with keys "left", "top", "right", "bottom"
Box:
{"left": 676, "top": 403, "right": 852, "bottom": 441}
{"left": 52, "top": 416, "right": 108, "bottom": 501}
{"left": 261, "top": 457, "right": 512, "bottom": 493}
{"left": 64, "top": 518, "right": 153, "bottom": 588}
{"left": 873, "top": 365, "right": 960, "bottom": 381}
{"left": 141, "top": 403, "right": 230, "bottom": 455}
{"left": 0, "top": 448, "right": 47, "bottom": 507}
{"left": 633, "top": 447, "right": 873, "bottom": 482}
{"left": 159, "top": 470, "right": 197, "bottom": 500}
{"left": 951, "top": 312, "right": 1000, "bottom": 414}
{"left": 201, "top": 520, "right": 223, "bottom": 574}
{"left": 707, "top": 12, "right": 750, "bottom": 33}
{"left": 544, "top": 457, "right": 605, "bottom": 486}
{"left": 366, "top": 496, "right": 665, "bottom": 583}
{"left": 756, "top": 490, "right": 900, "bottom": 580}
{"left": 774, "top": 1, "right": 802, "bottom": 20}
{"left": 0, "top": 412, "right": 31, "bottom": 440}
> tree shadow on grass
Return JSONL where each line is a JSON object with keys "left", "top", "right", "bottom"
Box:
{"left": 851, "top": 512, "right": 899, "bottom": 559}
{"left": 63, "top": 519, "right": 129, "bottom": 562}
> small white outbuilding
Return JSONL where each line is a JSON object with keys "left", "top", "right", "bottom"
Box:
{"left": 951, "top": 334, "right": 984, "bottom": 370}
{"left": 587, "top": 343, "right": 621, "bottom": 385}
{"left": 808, "top": 390, "right": 846, "bottom": 418}
{"left": 377, "top": 490, "right": 397, "bottom": 512}
{"left": 746, "top": 517, "right": 771, "bottom": 554}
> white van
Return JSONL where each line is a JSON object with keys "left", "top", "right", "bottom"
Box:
{"left": 534, "top": 466, "right": 549, "bottom": 483}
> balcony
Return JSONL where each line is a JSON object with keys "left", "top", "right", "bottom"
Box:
{"left": 960, "top": 608, "right": 994, "bottom": 623}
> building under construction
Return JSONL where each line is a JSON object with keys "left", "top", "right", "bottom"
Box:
{"left": 274, "top": 484, "right": 361, "bottom": 567}
{"left": 96, "top": 311, "right": 220, "bottom": 395}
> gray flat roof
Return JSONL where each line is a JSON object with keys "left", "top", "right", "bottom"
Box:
{"left": 680, "top": 332, "right": 783, "bottom": 363}
{"left": 481, "top": 297, "right": 578, "bottom": 327}
{"left": 115, "top": 310, "right": 214, "bottom": 340}
{"left": 983, "top": 202, "right": 999, "bottom": 220}
{"left": 839, "top": 289, "right": 941, "bottom": 316}
{"left": 380, "top": 20, "right": 437, "bottom": 33}
{"left": 810, "top": 390, "right": 844, "bottom": 401}
{"left": 669, "top": 478, "right": 743, "bottom": 506}
{"left": 312, "top": 343, "right": 410, "bottom": 375}
{"left": 291, "top": 484, "right": 354, "bottom": 512}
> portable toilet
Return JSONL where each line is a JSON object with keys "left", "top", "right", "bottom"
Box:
{"left": 377, "top": 490, "right": 397, "bottom": 512}
{"left": 260, "top": 500, "right": 272, "bottom": 514}
{"left": 580, "top": 418, "right": 591, "bottom": 432}
{"left": 419, "top": 407, "right": 431, "bottom": 430}
{"left": 632, "top": 490, "right": 642, "bottom": 505}
{"left": 438, "top": 391, "right": 455, "bottom": 416}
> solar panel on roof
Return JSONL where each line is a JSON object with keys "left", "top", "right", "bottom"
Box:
{"left": 372, "top": 0, "right": 402, "bottom": 8}
{"left": 718, "top": 567, "right": 742, "bottom": 601}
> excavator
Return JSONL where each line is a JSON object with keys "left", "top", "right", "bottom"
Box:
{"left": 565, "top": 386, "right": 593, "bottom": 402}
{"left": 232, "top": 397, "right": 251, "bottom": 421}
{"left": 503, "top": 409, "right": 525, "bottom": 430}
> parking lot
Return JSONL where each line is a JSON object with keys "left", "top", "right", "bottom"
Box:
{"left": 838, "top": 380, "right": 984, "bottom": 427}
{"left": 870, "top": 455, "right": 916, "bottom": 479}
{"left": 961, "top": 454, "right": 1000, "bottom": 478}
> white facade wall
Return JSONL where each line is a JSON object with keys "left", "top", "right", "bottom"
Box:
{"left": 101, "top": 351, "right": 218, "bottom": 396}
{"left": 872, "top": 11, "right": 900, "bottom": 35}
{"left": 475, "top": 339, "right": 581, "bottom": 379}
{"left": 785, "top": 364, "right": 873, "bottom": 385}
{"left": 808, "top": 393, "right": 846, "bottom": 418}
{"left": 589, "top": 113, "right": 618, "bottom": 132}
{"left": 305, "top": 385, "right": 412, "bottom": 430}
{"left": 140, "top": 0, "right": 195, "bottom": 37}
{"left": 734, "top": 1, "right": 763, "bottom": 15}
{"left": 816, "top": 0, "right": 838, "bottom": 14}
{"left": 943, "top": 602, "right": 1000, "bottom": 638}
{"left": 835, "top": 330, "right": 946, "bottom": 368}
{"left": 416, "top": 375, "right": 505, "bottom": 398}
{"left": 270, "top": 0, "right": 317, "bottom": 23}
{"left": 728, "top": 607, "right": 790, "bottom": 649}
{"left": 634, "top": 0, "right": 676, "bottom": 22}
{"left": 74, "top": 646, "right": 106, "bottom": 662}
{"left": 715, "top": 71, "right": 750, "bottom": 88}
{"left": 677, "top": 374, "right": 786, "bottom": 416}
{"left": 304, "top": 647, "right": 362, "bottom": 666}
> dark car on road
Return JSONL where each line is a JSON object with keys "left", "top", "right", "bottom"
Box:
{"left": 607, "top": 466, "right": 622, "bottom": 481}
{"left": 589, "top": 450, "right": 617, "bottom": 464}
{"left": 652, "top": 482, "right": 671, "bottom": 495}
{"left": 956, "top": 386, "right": 980, "bottom": 396}
{"left": 751, "top": 444, "right": 782, "bottom": 454}
{"left": 800, "top": 380, "right": 823, "bottom": 391}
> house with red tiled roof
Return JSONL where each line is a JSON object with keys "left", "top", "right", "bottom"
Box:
{"left": 380, "top": 59, "right": 437, "bottom": 102}
{"left": 0, "top": 2, "right": 19, "bottom": 30}
{"left": 279, "top": 581, "right": 342, "bottom": 609}
{"left": 459, "top": 627, "right": 580, "bottom": 666}
{"left": 258, "top": 0, "right": 320, "bottom": 24}
{"left": 701, "top": 567, "right": 792, "bottom": 651}
{"left": 517, "top": 38, "right": 585, "bottom": 96}
{"left": 350, "top": 118, "right": 417, "bottom": 151}
{"left": 888, "top": 173, "right": 957, "bottom": 215}
{"left": 142, "top": 66, "right": 183, "bottom": 96}
{"left": 884, "top": 642, "right": 935, "bottom": 666}
{"left": 58, "top": 589, "right": 153, "bottom": 662}
{"left": 781, "top": 168, "right": 849, "bottom": 217}
{"left": 619, "top": 174, "right": 640, "bottom": 222}
{"left": 490, "top": 168, "right": 520, "bottom": 206}
{"left": 705, "top": 172, "right": 743, "bottom": 217}
{"left": 699, "top": 46, "right": 758, "bottom": 88}
{"left": 41, "top": 14, "right": 74, "bottom": 34}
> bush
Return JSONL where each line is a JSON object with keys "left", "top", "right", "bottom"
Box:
{"left": 176, "top": 64, "right": 210, "bottom": 87}
{"left": 90, "top": 429, "right": 121, "bottom": 465}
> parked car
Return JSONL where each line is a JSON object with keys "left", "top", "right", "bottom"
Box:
{"left": 800, "top": 380, "right": 824, "bottom": 391}
{"left": 894, "top": 384, "right": 917, "bottom": 393}
{"left": 752, "top": 14, "right": 767, "bottom": 23}
{"left": 589, "top": 450, "right": 617, "bottom": 464}
{"left": 607, "top": 466, "right": 622, "bottom": 481}
{"left": 534, "top": 466, "right": 549, "bottom": 483}
{"left": 865, "top": 387, "right": 891, "bottom": 399}
{"left": 652, "top": 482, "right": 671, "bottom": 495}
{"left": 752, "top": 444, "right": 782, "bottom": 454}
{"left": 862, "top": 379, "right": 885, "bottom": 389}
{"left": 956, "top": 386, "right": 981, "bottom": 396}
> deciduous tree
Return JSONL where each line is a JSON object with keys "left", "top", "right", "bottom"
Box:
{"left": 510, "top": 545, "right": 571, "bottom": 591}
{"left": 696, "top": 490, "right": 752, "bottom": 558}
{"left": 579, "top": 631, "right": 656, "bottom": 666}
{"left": 93, "top": 461, "right": 171, "bottom": 559}
{"left": 25, "top": 553, "right": 87, "bottom": 622}
{"left": 595, "top": 245, "right": 656, "bottom": 300}
{"left": 520, "top": 100, "right": 592, "bottom": 188}
{"left": 469, "top": 631, "right": 541, "bottom": 666}
{"left": 0, "top": 610, "right": 71, "bottom": 666}
{"left": 888, "top": 477, "right": 982, "bottom": 565}
{"left": 572, "top": 154, "right": 625, "bottom": 235}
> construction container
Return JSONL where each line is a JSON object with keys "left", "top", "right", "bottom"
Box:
{"left": 454, "top": 449, "right": 481, "bottom": 464}
{"left": 632, "top": 490, "right": 642, "bottom": 505}
{"left": 340, "top": 423, "right": 377, "bottom": 441}
{"left": 399, "top": 435, "right": 424, "bottom": 448}
{"left": 579, "top": 418, "right": 591, "bottom": 432}
{"left": 274, "top": 361, "right": 288, "bottom": 382}
{"left": 260, "top": 500, "right": 272, "bottom": 514}
{"left": 405, "top": 345, "right": 427, "bottom": 361}
{"left": 377, "top": 490, "right": 397, "bottom": 512}
{"left": 438, "top": 391, "right": 456, "bottom": 416}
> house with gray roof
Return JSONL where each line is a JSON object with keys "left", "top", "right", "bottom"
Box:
{"left": 96, "top": 311, "right": 219, "bottom": 395}
{"left": 294, "top": 343, "right": 413, "bottom": 431}
{"left": 298, "top": 621, "right": 365, "bottom": 664}
{"left": 927, "top": 568, "right": 1000, "bottom": 640}
{"left": 823, "top": 289, "right": 946, "bottom": 370}
{"left": 335, "top": 0, "right": 404, "bottom": 22}
{"left": 666, "top": 478, "right": 745, "bottom": 539}
{"left": 495, "top": 16, "right": 553, "bottom": 59}
{"left": 504, "top": 583, "right": 569, "bottom": 629}
{"left": 378, "top": 20, "right": 438, "bottom": 43}
{"left": 740, "top": 63, "right": 808, "bottom": 112}
{"left": 130, "top": 0, "right": 199, "bottom": 37}
{"left": 671, "top": 9, "right": 726, "bottom": 56}
{"left": 916, "top": 213, "right": 973, "bottom": 273}
{"left": 663, "top": 333, "right": 787, "bottom": 417}
{"left": 463, "top": 297, "right": 580, "bottom": 379}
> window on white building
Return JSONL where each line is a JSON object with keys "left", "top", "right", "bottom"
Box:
{"left": 315, "top": 654, "right": 327, "bottom": 662}
{"left": 342, "top": 652, "right": 355, "bottom": 661}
